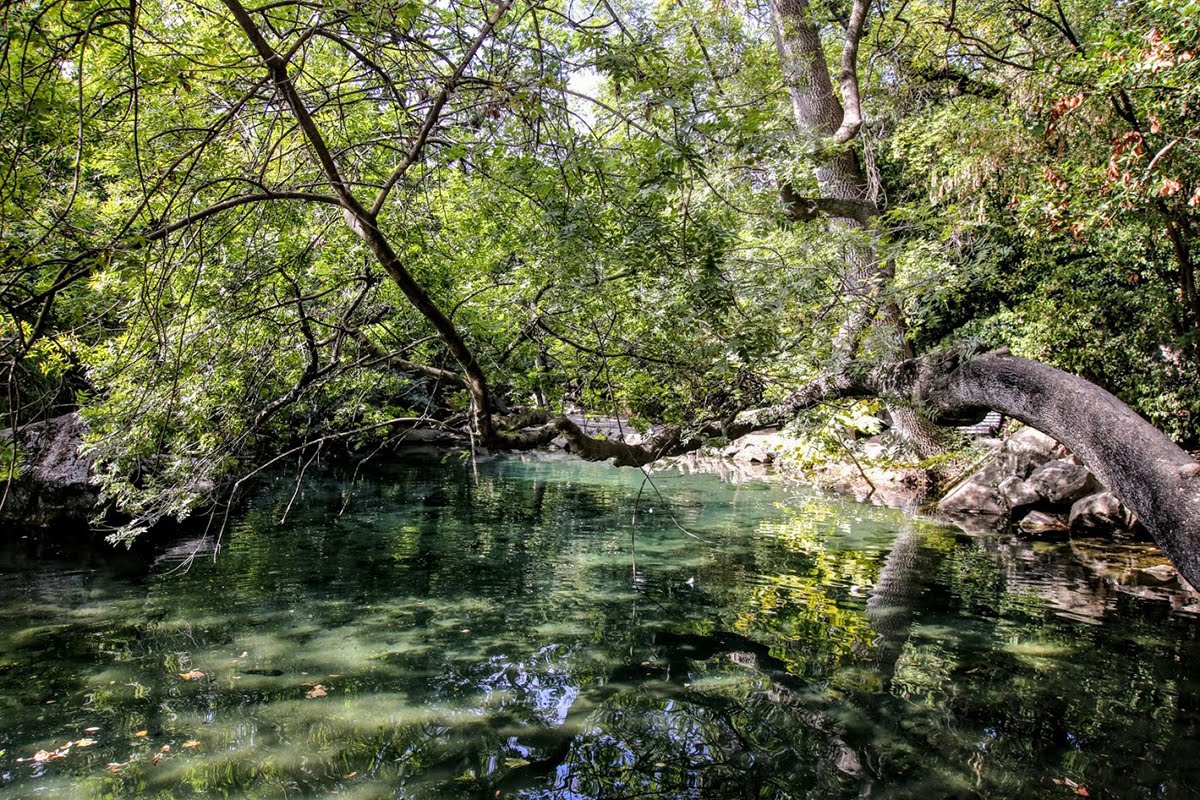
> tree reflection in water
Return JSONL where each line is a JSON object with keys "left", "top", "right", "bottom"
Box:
{"left": 0, "top": 455, "right": 1198, "bottom": 799}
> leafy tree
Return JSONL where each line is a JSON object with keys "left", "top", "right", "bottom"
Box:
{"left": 1, "top": 0, "right": 1199, "bottom": 586}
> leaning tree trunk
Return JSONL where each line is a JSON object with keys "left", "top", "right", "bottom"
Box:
{"left": 881, "top": 349, "right": 1200, "bottom": 588}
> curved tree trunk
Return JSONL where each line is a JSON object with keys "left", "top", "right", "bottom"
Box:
{"left": 891, "top": 350, "right": 1200, "bottom": 587}
{"left": 521, "top": 345, "right": 1200, "bottom": 587}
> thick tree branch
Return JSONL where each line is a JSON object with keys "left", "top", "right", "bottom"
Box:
{"left": 222, "top": 0, "right": 363, "bottom": 212}
{"left": 869, "top": 348, "right": 1200, "bottom": 589}
{"left": 222, "top": 0, "right": 499, "bottom": 441}
{"left": 780, "top": 182, "right": 877, "bottom": 224}
{"left": 494, "top": 371, "right": 867, "bottom": 467}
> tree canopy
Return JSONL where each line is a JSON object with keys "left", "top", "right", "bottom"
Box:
{"left": 1, "top": 0, "right": 1198, "bottom": 552}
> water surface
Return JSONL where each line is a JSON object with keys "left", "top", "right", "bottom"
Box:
{"left": 1, "top": 454, "right": 1198, "bottom": 798}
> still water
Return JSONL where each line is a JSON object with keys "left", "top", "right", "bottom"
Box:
{"left": 1, "top": 454, "right": 1199, "bottom": 799}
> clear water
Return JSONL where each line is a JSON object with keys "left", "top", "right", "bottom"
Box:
{"left": 1, "top": 454, "right": 1199, "bottom": 799}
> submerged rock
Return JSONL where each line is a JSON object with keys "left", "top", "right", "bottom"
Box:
{"left": 1069, "top": 492, "right": 1135, "bottom": 532}
{"left": 1017, "top": 509, "right": 1069, "bottom": 533}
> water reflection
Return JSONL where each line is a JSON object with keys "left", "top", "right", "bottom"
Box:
{"left": 0, "top": 454, "right": 1198, "bottom": 798}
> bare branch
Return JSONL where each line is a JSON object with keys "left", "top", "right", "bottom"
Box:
{"left": 146, "top": 191, "right": 343, "bottom": 243}
{"left": 833, "top": 0, "right": 869, "bottom": 144}
{"left": 348, "top": 328, "right": 467, "bottom": 386}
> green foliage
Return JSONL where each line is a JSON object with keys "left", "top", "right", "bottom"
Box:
{"left": 3, "top": 0, "right": 1197, "bottom": 536}
{"left": 881, "top": 0, "right": 1200, "bottom": 443}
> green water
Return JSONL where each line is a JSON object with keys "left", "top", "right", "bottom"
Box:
{"left": 1, "top": 454, "right": 1199, "bottom": 799}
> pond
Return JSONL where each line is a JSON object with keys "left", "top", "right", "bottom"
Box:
{"left": 1, "top": 454, "right": 1199, "bottom": 799}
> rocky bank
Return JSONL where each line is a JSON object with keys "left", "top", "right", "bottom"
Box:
{"left": 938, "top": 426, "right": 1140, "bottom": 535}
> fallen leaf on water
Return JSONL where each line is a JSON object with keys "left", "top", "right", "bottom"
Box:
{"left": 182, "top": 740, "right": 201, "bottom": 749}
{"left": 134, "top": 730, "right": 148, "bottom": 738}
{"left": 1076, "top": 789, "right": 1090, "bottom": 797}
{"left": 107, "top": 762, "right": 125, "bottom": 773}
{"left": 74, "top": 738, "right": 98, "bottom": 748}
{"left": 345, "top": 771, "right": 359, "bottom": 778}
{"left": 84, "top": 726, "right": 101, "bottom": 733}
{"left": 159, "top": 745, "right": 170, "bottom": 753}
{"left": 306, "top": 684, "right": 328, "bottom": 699}
{"left": 30, "top": 747, "right": 69, "bottom": 763}
{"left": 179, "top": 669, "right": 205, "bottom": 681}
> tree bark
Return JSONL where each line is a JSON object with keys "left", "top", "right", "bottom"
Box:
{"left": 769, "top": 0, "right": 950, "bottom": 457}
{"left": 875, "top": 349, "right": 1200, "bottom": 589}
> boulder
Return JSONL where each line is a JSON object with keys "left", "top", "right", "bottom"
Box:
{"left": 998, "top": 475, "right": 1040, "bottom": 511}
{"left": 938, "top": 477, "right": 1007, "bottom": 516}
{"left": 1017, "top": 509, "right": 1069, "bottom": 533}
{"left": 974, "top": 448, "right": 1023, "bottom": 487}
{"left": 1026, "top": 459, "right": 1097, "bottom": 504}
{"left": 937, "top": 425, "right": 1146, "bottom": 538}
{"left": 1003, "top": 427, "right": 1068, "bottom": 477}
{"left": 0, "top": 413, "right": 98, "bottom": 527}
{"left": 1069, "top": 492, "right": 1135, "bottom": 532}
{"left": 731, "top": 443, "right": 775, "bottom": 464}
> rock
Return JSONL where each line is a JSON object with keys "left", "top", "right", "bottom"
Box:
{"left": 731, "top": 443, "right": 774, "bottom": 464}
{"left": 0, "top": 413, "right": 98, "bottom": 527}
{"left": 1026, "top": 459, "right": 1097, "bottom": 504}
{"left": 1017, "top": 510, "right": 1069, "bottom": 533}
{"left": 1141, "top": 563, "right": 1180, "bottom": 584}
{"left": 939, "top": 511, "right": 1008, "bottom": 534}
{"left": 937, "top": 425, "right": 1136, "bottom": 538}
{"left": 974, "top": 448, "right": 1022, "bottom": 487}
{"left": 1003, "top": 427, "right": 1068, "bottom": 477}
{"left": 1068, "top": 492, "right": 1134, "bottom": 532}
{"left": 938, "top": 478, "right": 1007, "bottom": 516}
{"left": 998, "top": 476, "right": 1040, "bottom": 511}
